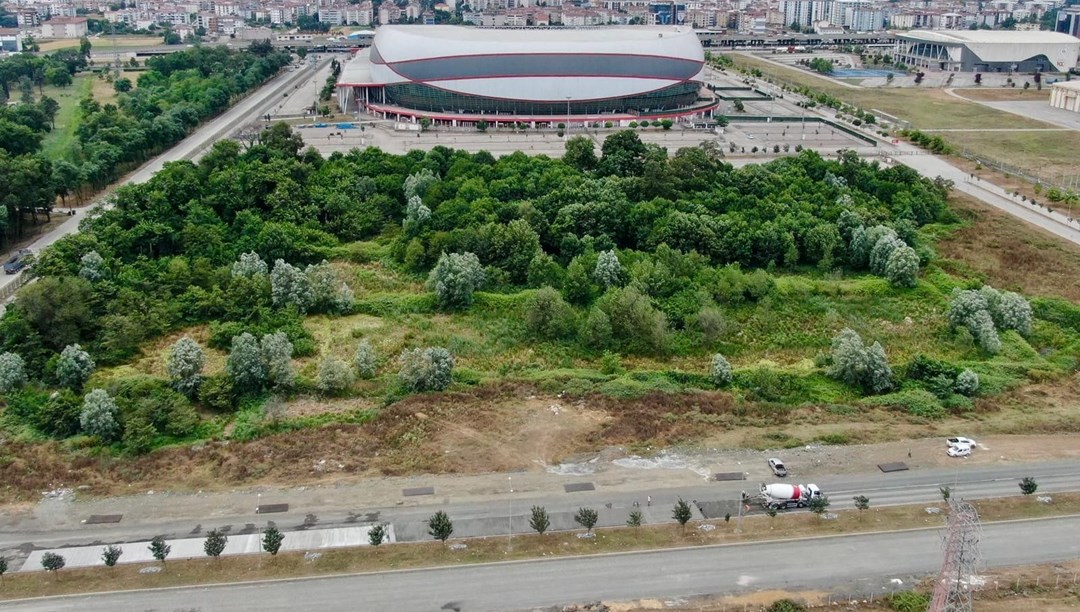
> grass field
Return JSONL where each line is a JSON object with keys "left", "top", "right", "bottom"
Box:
{"left": 952, "top": 87, "right": 1051, "bottom": 102}
{"left": 1, "top": 493, "right": 1076, "bottom": 601}
{"left": 936, "top": 130, "right": 1080, "bottom": 181}
{"left": 39, "top": 75, "right": 93, "bottom": 159}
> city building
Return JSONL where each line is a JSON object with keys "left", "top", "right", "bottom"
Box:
{"left": 336, "top": 25, "right": 717, "bottom": 126}
{"left": 39, "top": 16, "right": 88, "bottom": 38}
{"left": 1058, "top": 5, "right": 1080, "bottom": 38}
{"left": 0, "top": 29, "right": 22, "bottom": 52}
{"left": 894, "top": 30, "right": 1080, "bottom": 72}
{"left": 1049, "top": 79, "right": 1080, "bottom": 113}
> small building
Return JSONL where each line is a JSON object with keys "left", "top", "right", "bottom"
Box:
{"left": 0, "top": 28, "right": 22, "bottom": 52}
{"left": 1049, "top": 80, "right": 1080, "bottom": 113}
{"left": 40, "top": 16, "right": 88, "bottom": 39}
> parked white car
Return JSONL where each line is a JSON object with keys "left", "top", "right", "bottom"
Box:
{"left": 947, "top": 437, "right": 976, "bottom": 448}
{"left": 947, "top": 445, "right": 972, "bottom": 457}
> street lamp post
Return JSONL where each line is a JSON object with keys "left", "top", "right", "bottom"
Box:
{"left": 508, "top": 476, "right": 513, "bottom": 553}
{"left": 565, "top": 96, "right": 572, "bottom": 140}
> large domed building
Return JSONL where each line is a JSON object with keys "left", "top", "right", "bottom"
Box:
{"left": 336, "top": 25, "right": 718, "bottom": 127}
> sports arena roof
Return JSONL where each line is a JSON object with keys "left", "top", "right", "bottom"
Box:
{"left": 897, "top": 30, "right": 1080, "bottom": 45}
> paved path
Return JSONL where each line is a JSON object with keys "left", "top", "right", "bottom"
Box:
{"left": 6, "top": 516, "right": 1079, "bottom": 611}
{"left": 6, "top": 459, "right": 1079, "bottom": 572}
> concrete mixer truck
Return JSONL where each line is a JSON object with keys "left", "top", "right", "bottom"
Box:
{"left": 757, "top": 482, "right": 822, "bottom": 510}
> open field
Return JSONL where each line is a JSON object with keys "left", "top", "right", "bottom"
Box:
{"left": 939, "top": 130, "right": 1080, "bottom": 183}
{"left": 39, "top": 75, "right": 93, "bottom": 159}
{"left": 2, "top": 494, "right": 1078, "bottom": 601}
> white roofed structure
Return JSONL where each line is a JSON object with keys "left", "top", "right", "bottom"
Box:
{"left": 895, "top": 29, "right": 1080, "bottom": 72}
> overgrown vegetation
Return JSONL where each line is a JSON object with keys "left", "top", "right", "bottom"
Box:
{"left": 0, "top": 125, "right": 1077, "bottom": 496}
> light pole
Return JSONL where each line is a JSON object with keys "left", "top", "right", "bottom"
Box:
{"left": 565, "top": 96, "right": 571, "bottom": 140}
{"left": 508, "top": 476, "right": 513, "bottom": 553}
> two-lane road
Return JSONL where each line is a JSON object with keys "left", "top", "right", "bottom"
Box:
{"left": 8, "top": 516, "right": 1079, "bottom": 612}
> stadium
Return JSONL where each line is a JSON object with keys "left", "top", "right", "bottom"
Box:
{"left": 335, "top": 25, "right": 718, "bottom": 127}
{"left": 894, "top": 30, "right": 1080, "bottom": 73}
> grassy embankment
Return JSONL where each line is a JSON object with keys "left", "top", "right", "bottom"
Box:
{"left": 1, "top": 493, "right": 1077, "bottom": 601}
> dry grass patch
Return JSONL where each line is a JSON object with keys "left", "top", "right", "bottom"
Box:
{"left": 952, "top": 88, "right": 1051, "bottom": 102}
{"left": 2, "top": 494, "right": 1078, "bottom": 601}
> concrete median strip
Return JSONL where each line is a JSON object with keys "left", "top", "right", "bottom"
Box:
{"left": 20, "top": 524, "right": 395, "bottom": 572}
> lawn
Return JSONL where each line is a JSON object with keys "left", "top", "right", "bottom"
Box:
{"left": 38, "top": 35, "right": 163, "bottom": 52}
{"left": 39, "top": 74, "right": 93, "bottom": 159}
{"left": 1, "top": 492, "right": 1076, "bottom": 601}
{"left": 935, "top": 130, "right": 1080, "bottom": 183}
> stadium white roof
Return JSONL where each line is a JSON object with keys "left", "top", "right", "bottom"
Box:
{"left": 899, "top": 30, "right": 1080, "bottom": 45}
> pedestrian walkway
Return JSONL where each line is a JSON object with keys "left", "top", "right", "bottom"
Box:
{"left": 20, "top": 524, "right": 393, "bottom": 572}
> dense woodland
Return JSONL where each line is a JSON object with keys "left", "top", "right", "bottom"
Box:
{"left": 0, "top": 41, "right": 290, "bottom": 244}
{"left": 0, "top": 127, "right": 1077, "bottom": 457}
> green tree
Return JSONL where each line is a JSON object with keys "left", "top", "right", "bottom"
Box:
{"left": 166, "top": 336, "right": 205, "bottom": 397}
{"left": 149, "top": 536, "right": 171, "bottom": 564}
{"left": 398, "top": 347, "right": 454, "bottom": 392}
{"left": 427, "top": 510, "right": 454, "bottom": 542}
{"left": 262, "top": 525, "right": 285, "bottom": 555}
{"left": 57, "top": 343, "right": 95, "bottom": 390}
{"left": 529, "top": 506, "right": 550, "bottom": 535}
{"left": 562, "top": 258, "right": 594, "bottom": 305}
{"left": 80, "top": 388, "right": 120, "bottom": 441}
{"left": 672, "top": 498, "right": 693, "bottom": 527}
{"left": 113, "top": 77, "right": 132, "bottom": 93}
{"left": 0, "top": 555, "right": 7, "bottom": 581}
{"left": 853, "top": 495, "right": 870, "bottom": 516}
{"left": 627, "top": 510, "right": 643, "bottom": 527}
{"left": 102, "top": 545, "right": 122, "bottom": 567}
{"left": 0, "top": 351, "right": 27, "bottom": 393}
{"left": 563, "top": 135, "right": 597, "bottom": 172}
{"left": 41, "top": 552, "right": 65, "bottom": 573}
{"left": 354, "top": 339, "right": 377, "bottom": 379}
{"left": 808, "top": 495, "right": 831, "bottom": 516}
{"left": 204, "top": 529, "right": 228, "bottom": 559}
{"left": 574, "top": 507, "right": 599, "bottom": 534}
{"left": 1019, "top": 477, "right": 1038, "bottom": 495}
{"left": 226, "top": 333, "right": 265, "bottom": 392}
{"left": 940, "top": 485, "right": 951, "bottom": 501}
{"left": 368, "top": 523, "right": 386, "bottom": 547}
{"left": 427, "top": 252, "right": 485, "bottom": 310}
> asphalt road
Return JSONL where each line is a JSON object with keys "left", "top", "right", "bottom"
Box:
{"left": 0, "top": 59, "right": 329, "bottom": 299}
{"left": 4, "top": 460, "right": 1078, "bottom": 564}
{"left": 7, "top": 515, "right": 1079, "bottom": 612}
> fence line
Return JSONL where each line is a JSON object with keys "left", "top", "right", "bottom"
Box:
{"left": 960, "top": 147, "right": 1080, "bottom": 193}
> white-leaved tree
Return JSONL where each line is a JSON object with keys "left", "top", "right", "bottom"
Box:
{"left": 80, "top": 388, "right": 120, "bottom": 441}
{"left": 593, "top": 250, "right": 622, "bottom": 288}
{"left": 305, "top": 261, "right": 353, "bottom": 314}
{"left": 398, "top": 347, "right": 454, "bottom": 392}
{"left": 317, "top": 357, "right": 354, "bottom": 393}
{"left": 710, "top": 353, "right": 733, "bottom": 386}
{"left": 165, "top": 336, "right": 205, "bottom": 397}
{"left": 226, "top": 332, "right": 265, "bottom": 391}
{"left": 828, "top": 328, "right": 892, "bottom": 394}
{"left": 57, "top": 344, "right": 95, "bottom": 390}
{"left": 884, "top": 245, "right": 920, "bottom": 288}
{"left": 403, "top": 168, "right": 438, "bottom": 200}
{"left": 78, "top": 250, "right": 106, "bottom": 282}
{"left": 0, "top": 351, "right": 27, "bottom": 393}
{"left": 354, "top": 339, "right": 376, "bottom": 379}
{"left": 270, "top": 259, "right": 314, "bottom": 313}
{"left": 868, "top": 233, "right": 905, "bottom": 276}
{"left": 947, "top": 286, "right": 1029, "bottom": 354}
{"left": 404, "top": 195, "right": 431, "bottom": 230}
{"left": 260, "top": 332, "right": 295, "bottom": 389}
{"left": 954, "top": 369, "right": 979, "bottom": 396}
{"left": 427, "top": 252, "right": 485, "bottom": 310}
{"left": 231, "top": 251, "right": 268, "bottom": 278}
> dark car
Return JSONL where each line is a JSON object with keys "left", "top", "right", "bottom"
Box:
{"left": 3, "top": 249, "right": 33, "bottom": 274}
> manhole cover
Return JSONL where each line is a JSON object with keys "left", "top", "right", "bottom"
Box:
{"left": 564, "top": 482, "right": 596, "bottom": 493}
{"left": 878, "top": 462, "right": 909, "bottom": 473}
{"left": 256, "top": 504, "right": 290, "bottom": 514}
{"left": 712, "top": 472, "right": 746, "bottom": 481}
{"left": 85, "top": 514, "right": 123, "bottom": 524}
{"left": 403, "top": 487, "right": 435, "bottom": 497}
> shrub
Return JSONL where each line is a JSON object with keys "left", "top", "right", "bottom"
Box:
{"left": 123, "top": 415, "right": 156, "bottom": 454}
{"left": 231, "top": 251, "right": 268, "bottom": 277}
{"left": 600, "top": 286, "right": 671, "bottom": 354}
{"left": 317, "top": 357, "right": 354, "bottom": 393}
{"left": 305, "top": 260, "right": 354, "bottom": 314}
{"left": 198, "top": 373, "right": 235, "bottom": 411}
{"left": 954, "top": 369, "right": 979, "bottom": 396}
{"left": 398, "top": 347, "right": 454, "bottom": 392}
{"left": 102, "top": 545, "right": 122, "bottom": 567}
{"left": 41, "top": 552, "right": 65, "bottom": 572}
{"left": 80, "top": 388, "right": 120, "bottom": 441}
{"left": 165, "top": 336, "right": 205, "bottom": 397}
{"left": 0, "top": 351, "right": 27, "bottom": 393}
{"left": 581, "top": 307, "right": 613, "bottom": 350}
{"left": 529, "top": 506, "right": 550, "bottom": 535}
{"left": 710, "top": 353, "right": 733, "bottom": 386}
{"left": 354, "top": 339, "right": 377, "bottom": 379}
{"left": 204, "top": 529, "right": 228, "bottom": 558}
{"left": 884, "top": 245, "right": 919, "bottom": 288}
{"left": 562, "top": 258, "right": 594, "bottom": 305}
{"left": 574, "top": 507, "right": 599, "bottom": 533}
{"left": 427, "top": 252, "right": 485, "bottom": 310}
{"left": 262, "top": 525, "right": 285, "bottom": 554}
{"left": 367, "top": 524, "right": 386, "bottom": 546}
{"left": 57, "top": 344, "right": 95, "bottom": 390}
{"left": 524, "top": 287, "right": 576, "bottom": 340}
{"left": 427, "top": 510, "right": 454, "bottom": 541}
{"left": 767, "top": 600, "right": 807, "bottom": 612}
{"left": 1019, "top": 476, "right": 1038, "bottom": 495}
{"left": 690, "top": 306, "right": 726, "bottom": 345}
{"left": 886, "top": 591, "right": 931, "bottom": 612}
